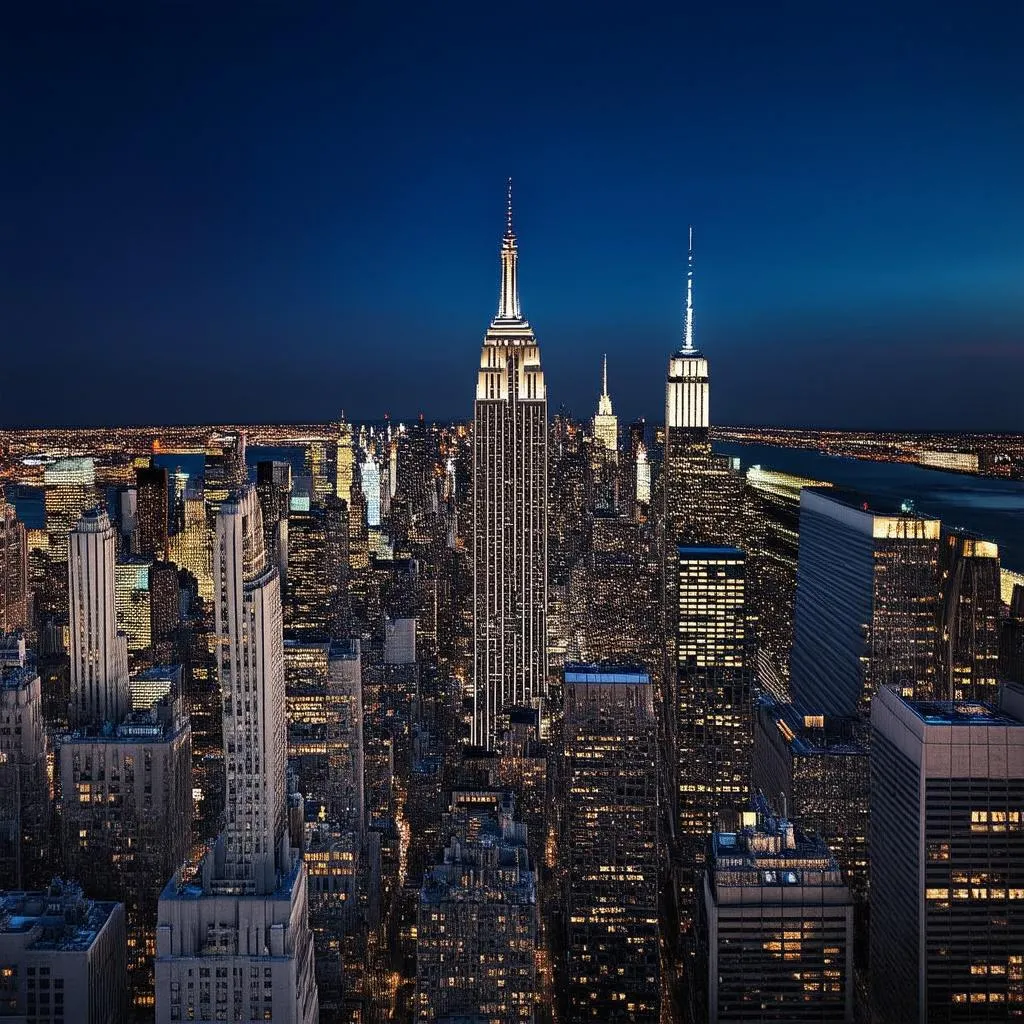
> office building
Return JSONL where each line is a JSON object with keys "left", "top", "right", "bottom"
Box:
{"left": 284, "top": 640, "right": 364, "bottom": 839}
{"left": 701, "top": 809, "right": 854, "bottom": 1022}
{"left": 68, "top": 509, "right": 129, "bottom": 729}
{"left": 256, "top": 459, "right": 292, "bottom": 585}
{"left": 135, "top": 465, "right": 169, "bottom": 559}
{"left": 938, "top": 531, "right": 1001, "bottom": 702}
{"left": 0, "top": 491, "right": 29, "bottom": 633}
{"left": 155, "top": 485, "right": 318, "bottom": 1024}
{"left": 202, "top": 432, "right": 247, "bottom": 524}
{"left": 416, "top": 792, "right": 538, "bottom": 1023}
{"left": 0, "top": 638, "right": 50, "bottom": 890}
{"left": 44, "top": 457, "right": 97, "bottom": 567}
{"left": 870, "top": 685, "right": 1024, "bottom": 1022}
{"left": 115, "top": 556, "right": 153, "bottom": 655}
{"left": 148, "top": 559, "right": 181, "bottom": 662}
{"left": 284, "top": 497, "right": 348, "bottom": 642}
{"left": 675, "top": 546, "right": 755, "bottom": 851}
{"left": 472, "top": 181, "right": 548, "bottom": 749}
{"left": 752, "top": 702, "right": 869, "bottom": 902}
{"left": 168, "top": 482, "right": 213, "bottom": 603}
{"left": 563, "top": 664, "right": 660, "bottom": 1023}
{"left": 742, "top": 467, "right": 831, "bottom": 695}
{"left": 791, "top": 488, "right": 941, "bottom": 718}
{"left": 59, "top": 694, "right": 192, "bottom": 1006}
{"left": 0, "top": 879, "right": 127, "bottom": 1024}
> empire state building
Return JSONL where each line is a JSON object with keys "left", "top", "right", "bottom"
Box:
{"left": 472, "top": 181, "right": 548, "bottom": 749}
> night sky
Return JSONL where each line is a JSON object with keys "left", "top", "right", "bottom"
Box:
{"left": 3, "top": 2, "right": 1022, "bottom": 430}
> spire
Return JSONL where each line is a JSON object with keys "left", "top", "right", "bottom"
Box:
{"left": 682, "top": 224, "right": 695, "bottom": 353}
{"left": 496, "top": 177, "right": 522, "bottom": 321}
{"left": 597, "top": 353, "right": 613, "bottom": 416}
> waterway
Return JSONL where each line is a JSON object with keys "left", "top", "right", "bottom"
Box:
{"left": 714, "top": 441, "right": 1024, "bottom": 572}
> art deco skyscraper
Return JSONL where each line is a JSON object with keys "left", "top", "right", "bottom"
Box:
{"left": 68, "top": 508, "right": 130, "bottom": 729}
{"left": 593, "top": 354, "right": 618, "bottom": 455}
{"left": 155, "top": 485, "right": 318, "bottom": 1024}
{"left": 472, "top": 181, "right": 548, "bottom": 749}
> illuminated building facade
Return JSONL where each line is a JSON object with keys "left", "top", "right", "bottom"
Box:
{"left": 938, "top": 531, "right": 1001, "bottom": 702}
{"left": 202, "top": 432, "right": 246, "bottom": 524}
{"left": 168, "top": 482, "right": 212, "bottom": 603}
{"left": 148, "top": 559, "right": 180, "bottom": 663}
{"left": 155, "top": 485, "right": 318, "bottom": 1024}
{"left": 563, "top": 664, "right": 660, "bottom": 1023}
{"left": 742, "top": 467, "right": 831, "bottom": 697}
{"left": 0, "top": 879, "right": 128, "bottom": 1024}
{"left": 701, "top": 810, "right": 854, "bottom": 1022}
{"left": 68, "top": 509, "right": 129, "bottom": 729}
{"left": 415, "top": 792, "right": 538, "bottom": 1023}
{"left": 284, "top": 497, "right": 348, "bottom": 642}
{"left": 472, "top": 182, "right": 548, "bottom": 749}
{"left": 675, "top": 546, "right": 755, "bottom": 851}
{"left": 115, "top": 556, "right": 153, "bottom": 655}
{"left": 44, "top": 457, "right": 97, "bottom": 566}
{"left": 134, "top": 465, "right": 169, "bottom": 559}
{"left": 59, "top": 694, "right": 192, "bottom": 1007}
{"left": 752, "top": 702, "right": 869, "bottom": 903}
{"left": 592, "top": 354, "right": 618, "bottom": 455}
{"left": 0, "top": 491, "right": 29, "bottom": 633}
{"left": 283, "top": 640, "right": 364, "bottom": 838}
{"left": 0, "top": 639, "right": 50, "bottom": 891}
{"left": 791, "top": 488, "right": 941, "bottom": 718}
{"left": 870, "top": 686, "right": 1024, "bottom": 1022}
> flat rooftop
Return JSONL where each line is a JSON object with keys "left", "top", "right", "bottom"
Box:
{"left": 909, "top": 700, "right": 1020, "bottom": 727}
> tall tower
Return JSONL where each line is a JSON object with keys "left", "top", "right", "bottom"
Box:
{"left": 0, "top": 489, "right": 29, "bottom": 633}
{"left": 214, "top": 485, "right": 288, "bottom": 893}
{"left": 156, "top": 484, "right": 318, "bottom": 1024}
{"left": 472, "top": 180, "right": 549, "bottom": 749}
{"left": 593, "top": 354, "right": 618, "bottom": 454}
{"left": 68, "top": 508, "right": 129, "bottom": 729}
{"left": 663, "top": 226, "right": 711, "bottom": 545}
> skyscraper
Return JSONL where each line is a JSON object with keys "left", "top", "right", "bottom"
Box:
{"left": 791, "top": 488, "right": 941, "bottom": 718}
{"left": 937, "top": 531, "right": 1001, "bottom": 702}
{"left": 68, "top": 508, "right": 129, "bottom": 729}
{"left": 592, "top": 354, "right": 618, "bottom": 455}
{"left": 563, "top": 664, "right": 660, "bottom": 1022}
{"left": 135, "top": 464, "right": 169, "bottom": 559}
{"left": 0, "top": 490, "right": 29, "bottom": 633}
{"left": 675, "top": 546, "right": 755, "bottom": 866}
{"left": 700, "top": 809, "right": 854, "bottom": 1023}
{"left": 472, "top": 181, "right": 548, "bottom": 749}
{"left": 870, "top": 685, "right": 1024, "bottom": 1022}
{"left": 44, "top": 457, "right": 97, "bottom": 566}
{"left": 155, "top": 485, "right": 318, "bottom": 1024}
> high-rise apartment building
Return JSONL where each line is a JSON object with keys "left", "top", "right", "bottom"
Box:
{"left": 700, "top": 810, "right": 854, "bottom": 1023}
{"left": 68, "top": 508, "right": 129, "bottom": 729}
{"left": 938, "top": 531, "right": 1001, "bottom": 702}
{"left": 472, "top": 182, "right": 548, "bottom": 749}
{"left": 0, "top": 490, "right": 29, "bottom": 633}
{"left": 0, "top": 638, "right": 50, "bottom": 891}
{"left": 416, "top": 791, "right": 538, "bottom": 1023}
{"left": 135, "top": 465, "right": 169, "bottom": 559}
{"left": 563, "top": 664, "right": 660, "bottom": 1023}
{"left": 870, "top": 684, "right": 1024, "bottom": 1022}
{"left": 675, "top": 546, "right": 755, "bottom": 852}
{"left": 155, "top": 485, "right": 318, "bottom": 1024}
{"left": 791, "top": 488, "right": 941, "bottom": 718}
{"left": 0, "top": 879, "right": 128, "bottom": 1024}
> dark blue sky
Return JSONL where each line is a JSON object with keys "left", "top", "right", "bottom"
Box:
{"left": 3, "top": 2, "right": 1022, "bottom": 429}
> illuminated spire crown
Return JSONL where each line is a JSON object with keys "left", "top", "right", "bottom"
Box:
{"left": 496, "top": 177, "right": 522, "bottom": 321}
{"left": 597, "top": 354, "right": 613, "bottom": 415}
{"left": 681, "top": 224, "right": 696, "bottom": 354}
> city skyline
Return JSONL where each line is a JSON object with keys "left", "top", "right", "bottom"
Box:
{"left": 4, "top": 4, "right": 1024, "bottom": 430}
